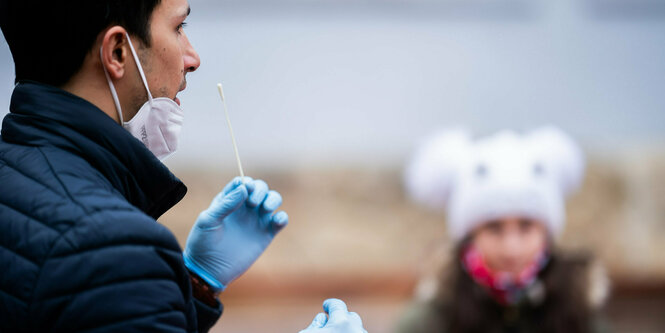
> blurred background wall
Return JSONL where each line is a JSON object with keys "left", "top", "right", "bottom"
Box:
{"left": 1, "top": 0, "right": 664, "bottom": 332}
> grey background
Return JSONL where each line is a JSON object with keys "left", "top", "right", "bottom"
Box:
{"left": 1, "top": 0, "right": 663, "bottom": 172}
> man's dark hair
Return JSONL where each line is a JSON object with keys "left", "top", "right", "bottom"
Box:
{"left": 0, "top": 0, "right": 162, "bottom": 87}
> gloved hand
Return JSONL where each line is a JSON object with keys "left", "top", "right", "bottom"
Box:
{"left": 183, "top": 177, "right": 288, "bottom": 290}
{"left": 299, "top": 299, "right": 368, "bottom": 333}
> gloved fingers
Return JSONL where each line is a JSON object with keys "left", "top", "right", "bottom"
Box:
{"left": 348, "top": 312, "right": 368, "bottom": 333}
{"left": 270, "top": 211, "right": 289, "bottom": 234}
{"left": 242, "top": 177, "right": 255, "bottom": 192}
{"left": 348, "top": 311, "right": 363, "bottom": 325}
{"left": 221, "top": 177, "right": 241, "bottom": 194}
{"left": 247, "top": 179, "right": 269, "bottom": 208}
{"left": 222, "top": 176, "right": 254, "bottom": 195}
{"left": 309, "top": 312, "right": 328, "bottom": 329}
{"left": 199, "top": 185, "right": 248, "bottom": 228}
{"left": 323, "top": 298, "right": 348, "bottom": 324}
{"left": 260, "top": 190, "right": 282, "bottom": 213}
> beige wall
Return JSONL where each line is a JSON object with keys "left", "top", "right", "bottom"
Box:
{"left": 161, "top": 152, "right": 665, "bottom": 296}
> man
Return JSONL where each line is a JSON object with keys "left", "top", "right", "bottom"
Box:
{"left": 0, "top": 0, "right": 366, "bottom": 332}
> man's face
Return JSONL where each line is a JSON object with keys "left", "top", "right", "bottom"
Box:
{"left": 135, "top": 0, "right": 200, "bottom": 108}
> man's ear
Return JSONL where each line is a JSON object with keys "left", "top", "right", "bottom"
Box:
{"left": 100, "top": 26, "right": 129, "bottom": 80}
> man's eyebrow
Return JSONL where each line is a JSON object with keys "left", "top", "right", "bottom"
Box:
{"left": 177, "top": 6, "right": 191, "bottom": 19}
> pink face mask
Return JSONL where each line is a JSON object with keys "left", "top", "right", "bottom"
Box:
{"left": 100, "top": 32, "right": 184, "bottom": 161}
{"left": 461, "top": 245, "right": 549, "bottom": 305}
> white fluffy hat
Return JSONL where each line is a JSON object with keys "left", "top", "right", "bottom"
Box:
{"left": 404, "top": 126, "right": 585, "bottom": 240}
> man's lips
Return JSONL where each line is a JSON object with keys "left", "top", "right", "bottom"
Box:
{"left": 174, "top": 80, "right": 186, "bottom": 106}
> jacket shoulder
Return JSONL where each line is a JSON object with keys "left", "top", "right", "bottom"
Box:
{"left": 0, "top": 140, "right": 191, "bottom": 331}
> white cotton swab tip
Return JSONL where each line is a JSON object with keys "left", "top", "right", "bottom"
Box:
{"left": 217, "top": 83, "right": 226, "bottom": 101}
{"left": 217, "top": 83, "right": 246, "bottom": 185}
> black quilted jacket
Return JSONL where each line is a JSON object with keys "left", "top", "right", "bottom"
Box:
{"left": 0, "top": 82, "right": 222, "bottom": 332}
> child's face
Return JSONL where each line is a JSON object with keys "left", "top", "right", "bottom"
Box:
{"left": 471, "top": 217, "right": 548, "bottom": 275}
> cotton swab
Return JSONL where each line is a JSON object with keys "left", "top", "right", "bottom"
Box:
{"left": 217, "top": 83, "right": 246, "bottom": 184}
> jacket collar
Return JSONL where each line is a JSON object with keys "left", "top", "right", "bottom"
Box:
{"left": 1, "top": 81, "right": 186, "bottom": 219}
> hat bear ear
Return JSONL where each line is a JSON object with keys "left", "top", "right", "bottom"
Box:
{"left": 527, "top": 126, "right": 585, "bottom": 197}
{"left": 404, "top": 129, "right": 471, "bottom": 211}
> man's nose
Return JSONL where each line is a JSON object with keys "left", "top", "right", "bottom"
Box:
{"left": 183, "top": 35, "right": 201, "bottom": 73}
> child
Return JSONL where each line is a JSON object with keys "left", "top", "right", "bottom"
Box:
{"left": 396, "top": 127, "right": 610, "bottom": 333}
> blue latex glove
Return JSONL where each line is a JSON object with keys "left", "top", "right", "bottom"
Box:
{"left": 183, "top": 177, "right": 288, "bottom": 290}
{"left": 299, "top": 299, "right": 368, "bottom": 333}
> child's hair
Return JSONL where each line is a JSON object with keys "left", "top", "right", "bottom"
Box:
{"left": 434, "top": 243, "right": 600, "bottom": 333}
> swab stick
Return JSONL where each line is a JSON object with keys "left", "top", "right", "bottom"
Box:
{"left": 217, "top": 83, "right": 246, "bottom": 184}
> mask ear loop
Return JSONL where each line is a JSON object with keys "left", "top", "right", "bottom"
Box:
{"left": 124, "top": 32, "right": 154, "bottom": 106}
{"left": 100, "top": 45, "right": 125, "bottom": 124}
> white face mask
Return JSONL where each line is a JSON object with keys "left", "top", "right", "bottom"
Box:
{"left": 101, "top": 32, "right": 184, "bottom": 161}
